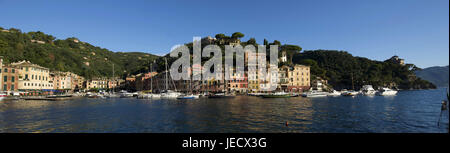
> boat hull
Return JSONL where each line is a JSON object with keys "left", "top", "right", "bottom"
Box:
{"left": 262, "top": 94, "right": 290, "bottom": 98}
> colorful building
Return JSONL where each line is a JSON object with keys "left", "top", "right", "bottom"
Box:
{"left": 286, "top": 65, "right": 311, "bottom": 93}
{"left": 11, "top": 60, "right": 53, "bottom": 95}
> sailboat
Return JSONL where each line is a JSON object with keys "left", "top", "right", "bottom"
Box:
{"left": 106, "top": 64, "right": 119, "bottom": 98}
{"left": 161, "top": 58, "right": 182, "bottom": 98}
{"left": 138, "top": 61, "right": 161, "bottom": 99}
{"left": 177, "top": 66, "right": 200, "bottom": 99}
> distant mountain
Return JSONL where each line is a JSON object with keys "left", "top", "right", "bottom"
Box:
{"left": 415, "top": 65, "right": 449, "bottom": 87}
{"left": 0, "top": 27, "right": 160, "bottom": 79}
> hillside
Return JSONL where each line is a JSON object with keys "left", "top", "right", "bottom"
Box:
{"left": 0, "top": 27, "right": 159, "bottom": 79}
{"left": 415, "top": 65, "right": 449, "bottom": 87}
{"left": 292, "top": 50, "right": 436, "bottom": 90}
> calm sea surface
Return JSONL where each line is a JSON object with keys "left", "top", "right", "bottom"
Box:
{"left": 0, "top": 88, "right": 448, "bottom": 133}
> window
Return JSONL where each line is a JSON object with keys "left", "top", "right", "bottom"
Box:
{"left": 11, "top": 85, "right": 14, "bottom": 90}
{"left": 12, "top": 69, "right": 15, "bottom": 73}
{"left": 25, "top": 67, "right": 28, "bottom": 72}
{"left": 3, "top": 68, "right": 7, "bottom": 73}
{"left": 11, "top": 76, "right": 15, "bottom": 82}
{"left": 25, "top": 74, "right": 28, "bottom": 79}
{"left": 3, "top": 84, "right": 6, "bottom": 90}
{"left": 3, "top": 76, "right": 7, "bottom": 82}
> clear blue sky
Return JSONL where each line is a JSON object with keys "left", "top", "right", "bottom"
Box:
{"left": 0, "top": 0, "right": 448, "bottom": 68}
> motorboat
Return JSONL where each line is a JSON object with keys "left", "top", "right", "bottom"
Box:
{"left": 119, "top": 90, "right": 134, "bottom": 98}
{"left": 262, "top": 91, "right": 290, "bottom": 98}
{"left": 377, "top": 88, "right": 398, "bottom": 96}
{"left": 328, "top": 90, "right": 341, "bottom": 96}
{"left": 301, "top": 90, "right": 329, "bottom": 98}
{"left": 342, "top": 90, "right": 359, "bottom": 96}
{"left": 208, "top": 93, "right": 235, "bottom": 98}
{"left": 361, "top": 85, "right": 377, "bottom": 96}
{"left": 137, "top": 93, "right": 152, "bottom": 99}
{"left": 151, "top": 93, "right": 161, "bottom": 98}
{"left": 0, "top": 93, "right": 7, "bottom": 101}
{"left": 177, "top": 94, "right": 197, "bottom": 99}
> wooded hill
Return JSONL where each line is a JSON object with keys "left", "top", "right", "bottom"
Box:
{"left": 0, "top": 27, "right": 159, "bottom": 79}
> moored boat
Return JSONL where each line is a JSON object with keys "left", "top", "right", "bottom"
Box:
{"left": 161, "top": 90, "right": 182, "bottom": 98}
{"left": 262, "top": 92, "right": 290, "bottom": 98}
{"left": 302, "top": 90, "right": 329, "bottom": 97}
{"left": 208, "top": 93, "right": 235, "bottom": 98}
{"left": 177, "top": 94, "right": 197, "bottom": 99}
{"left": 328, "top": 90, "right": 341, "bottom": 96}
{"left": 377, "top": 88, "right": 398, "bottom": 96}
{"left": 342, "top": 90, "right": 359, "bottom": 96}
{"left": 361, "top": 85, "right": 377, "bottom": 96}
{"left": 0, "top": 93, "right": 7, "bottom": 101}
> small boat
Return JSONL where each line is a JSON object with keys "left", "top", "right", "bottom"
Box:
{"left": 262, "top": 92, "right": 290, "bottom": 98}
{"left": 0, "top": 93, "right": 7, "bottom": 101}
{"left": 119, "top": 90, "right": 134, "bottom": 98}
{"left": 290, "top": 93, "right": 300, "bottom": 97}
{"left": 361, "top": 85, "right": 377, "bottom": 96}
{"left": 208, "top": 93, "right": 235, "bottom": 98}
{"left": 87, "top": 94, "right": 98, "bottom": 98}
{"left": 342, "top": 90, "right": 359, "bottom": 96}
{"left": 248, "top": 93, "right": 268, "bottom": 97}
{"left": 377, "top": 88, "right": 397, "bottom": 96}
{"left": 105, "top": 93, "right": 119, "bottom": 98}
{"left": 161, "top": 90, "right": 182, "bottom": 98}
{"left": 151, "top": 93, "right": 161, "bottom": 98}
{"left": 177, "top": 94, "right": 196, "bottom": 99}
{"left": 328, "top": 90, "right": 341, "bottom": 96}
{"left": 302, "top": 90, "right": 329, "bottom": 97}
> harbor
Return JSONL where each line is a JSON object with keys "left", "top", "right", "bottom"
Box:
{"left": 0, "top": 88, "right": 448, "bottom": 133}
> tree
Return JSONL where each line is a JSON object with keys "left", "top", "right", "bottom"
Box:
{"left": 247, "top": 38, "right": 256, "bottom": 45}
{"left": 215, "top": 33, "right": 226, "bottom": 39}
{"left": 270, "top": 40, "right": 281, "bottom": 46}
{"left": 231, "top": 32, "right": 244, "bottom": 39}
{"left": 281, "top": 44, "right": 302, "bottom": 64}
{"left": 263, "top": 39, "right": 268, "bottom": 46}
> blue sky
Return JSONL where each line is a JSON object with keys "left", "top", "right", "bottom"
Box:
{"left": 0, "top": 0, "right": 448, "bottom": 68}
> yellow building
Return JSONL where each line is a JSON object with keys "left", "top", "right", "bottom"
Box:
{"left": 85, "top": 78, "right": 108, "bottom": 90}
{"left": 287, "top": 65, "right": 310, "bottom": 92}
{"left": 11, "top": 60, "right": 53, "bottom": 91}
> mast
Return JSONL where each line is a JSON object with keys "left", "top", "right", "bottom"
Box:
{"left": 165, "top": 58, "right": 168, "bottom": 91}
{"left": 112, "top": 63, "right": 115, "bottom": 94}
{"left": 150, "top": 61, "right": 153, "bottom": 92}
{"left": 190, "top": 68, "right": 192, "bottom": 94}
{"left": 351, "top": 71, "right": 354, "bottom": 91}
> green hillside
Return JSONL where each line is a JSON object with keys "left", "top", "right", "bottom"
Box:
{"left": 293, "top": 50, "right": 436, "bottom": 90}
{"left": 0, "top": 27, "right": 159, "bottom": 79}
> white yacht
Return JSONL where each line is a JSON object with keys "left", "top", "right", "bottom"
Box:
{"left": 361, "top": 85, "right": 377, "bottom": 96}
{"left": 302, "top": 90, "right": 329, "bottom": 98}
{"left": 377, "top": 88, "right": 398, "bottom": 96}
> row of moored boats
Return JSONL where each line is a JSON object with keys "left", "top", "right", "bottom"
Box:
{"left": 301, "top": 85, "right": 398, "bottom": 98}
